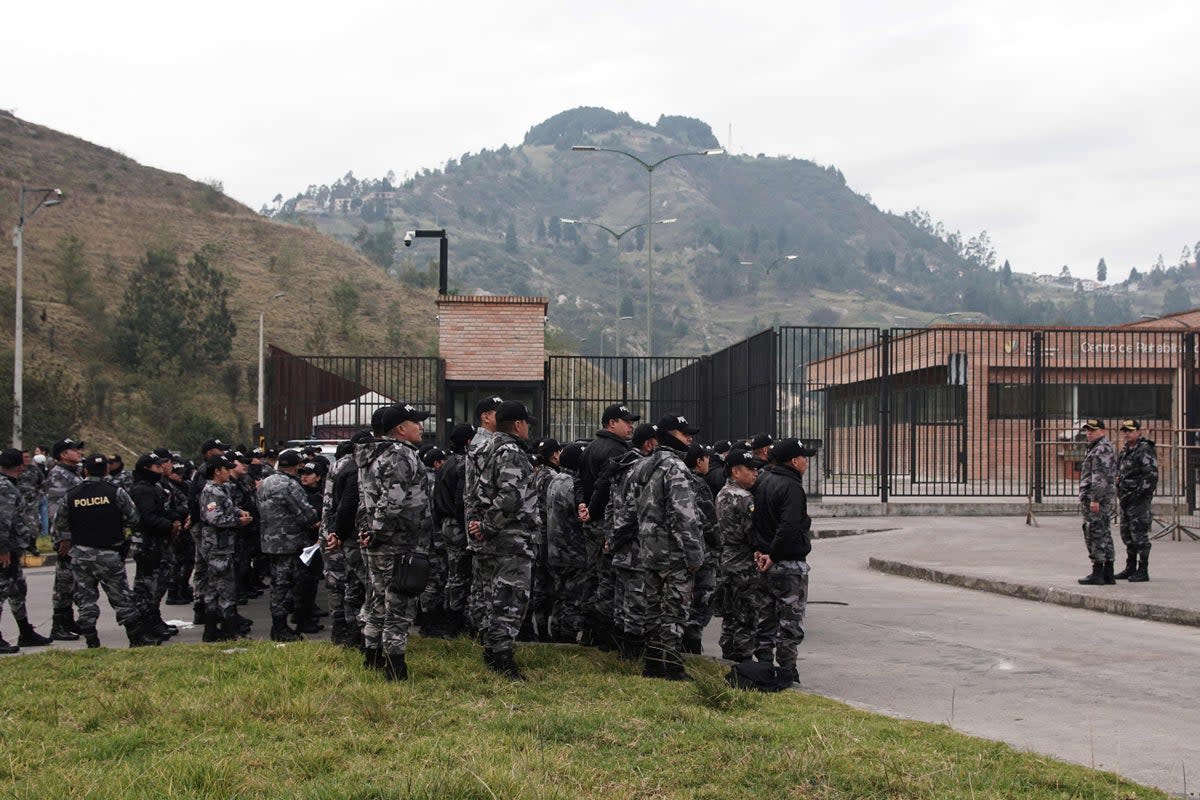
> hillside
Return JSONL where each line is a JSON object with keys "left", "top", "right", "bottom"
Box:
{"left": 273, "top": 107, "right": 1166, "bottom": 356}
{"left": 0, "top": 111, "right": 437, "bottom": 453}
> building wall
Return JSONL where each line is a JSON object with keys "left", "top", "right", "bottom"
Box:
{"left": 437, "top": 295, "right": 548, "bottom": 381}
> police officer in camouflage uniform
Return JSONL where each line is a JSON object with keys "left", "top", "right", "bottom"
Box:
{"left": 323, "top": 437, "right": 360, "bottom": 646}
{"left": 359, "top": 404, "right": 434, "bottom": 681}
{"left": 464, "top": 397, "right": 503, "bottom": 637}
{"left": 55, "top": 453, "right": 159, "bottom": 648}
{"left": 1115, "top": 419, "right": 1158, "bottom": 582}
{"left": 47, "top": 438, "right": 85, "bottom": 640}
{"left": 545, "top": 442, "right": 589, "bottom": 644}
{"left": 634, "top": 414, "right": 704, "bottom": 681}
{"left": 190, "top": 439, "right": 230, "bottom": 625}
{"left": 433, "top": 423, "right": 474, "bottom": 637}
{"left": 750, "top": 438, "right": 817, "bottom": 685}
{"left": 1077, "top": 419, "right": 1118, "bottom": 585}
{"left": 0, "top": 448, "right": 54, "bottom": 652}
{"left": 106, "top": 456, "right": 132, "bottom": 492}
{"left": 605, "top": 423, "right": 658, "bottom": 660}
{"left": 468, "top": 400, "right": 538, "bottom": 681}
{"left": 716, "top": 449, "right": 764, "bottom": 662}
{"left": 523, "top": 438, "right": 561, "bottom": 642}
{"left": 418, "top": 446, "right": 451, "bottom": 637}
{"left": 16, "top": 450, "right": 45, "bottom": 554}
{"left": 683, "top": 443, "right": 721, "bottom": 655}
{"left": 197, "top": 455, "right": 253, "bottom": 641}
{"left": 259, "top": 450, "right": 318, "bottom": 641}
{"left": 163, "top": 453, "right": 195, "bottom": 606}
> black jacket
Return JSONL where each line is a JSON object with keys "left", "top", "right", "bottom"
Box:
{"left": 750, "top": 464, "right": 811, "bottom": 562}
{"left": 705, "top": 457, "right": 726, "bottom": 497}
{"left": 334, "top": 471, "right": 360, "bottom": 541}
{"left": 432, "top": 450, "right": 467, "bottom": 527}
{"left": 577, "top": 429, "right": 631, "bottom": 519}
{"left": 129, "top": 475, "right": 176, "bottom": 540}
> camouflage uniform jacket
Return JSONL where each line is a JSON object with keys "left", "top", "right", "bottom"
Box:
{"left": 1117, "top": 437, "right": 1158, "bottom": 505}
{"left": 463, "top": 428, "right": 497, "bottom": 533}
{"left": 229, "top": 474, "right": 260, "bottom": 533}
{"left": 530, "top": 465, "right": 558, "bottom": 550}
{"left": 354, "top": 438, "right": 393, "bottom": 536}
{"left": 687, "top": 470, "right": 722, "bottom": 558}
{"left": 106, "top": 470, "right": 133, "bottom": 492}
{"left": 633, "top": 446, "right": 704, "bottom": 572}
{"left": 545, "top": 468, "right": 587, "bottom": 568}
{"left": 0, "top": 473, "right": 30, "bottom": 554}
{"left": 1079, "top": 436, "right": 1117, "bottom": 504}
{"left": 198, "top": 481, "right": 241, "bottom": 551}
{"left": 16, "top": 464, "right": 44, "bottom": 543}
{"left": 367, "top": 439, "right": 432, "bottom": 550}
{"left": 607, "top": 450, "right": 647, "bottom": 566}
{"left": 257, "top": 472, "right": 317, "bottom": 554}
{"left": 716, "top": 479, "right": 756, "bottom": 573}
{"left": 474, "top": 431, "right": 537, "bottom": 558}
{"left": 47, "top": 462, "right": 83, "bottom": 544}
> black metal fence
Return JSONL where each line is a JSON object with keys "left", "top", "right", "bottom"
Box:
{"left": 266, "top": 348, "right": 444, "bottom": 444}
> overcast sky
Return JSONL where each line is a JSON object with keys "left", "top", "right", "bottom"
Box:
{"left": 5, "top": 1, "right": 1197, "bottom": 282}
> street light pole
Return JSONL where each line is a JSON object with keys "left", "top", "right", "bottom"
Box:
{"left": 560, "top": 218, "right": 674, "bottom": 356}
{"left": 11, "top": 187, "right": 63, "bottom": 448}
{"left": 257, "top": 291, "right": 287, "bottom": 442}
{"left": 572, "top": 145, "right": 723, "bottom": 356}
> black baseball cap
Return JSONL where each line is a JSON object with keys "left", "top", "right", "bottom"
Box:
{"left": 726, "top": 450, "right": 764, "bottom": 470}
{"left": 631, "top": 423, "right": 658, "bottom": 448}
{"left": 772, "top": 438, "right": 819, "bottom": 461}
{"left": 713, "top": 440, "right": 733, "bottom": 455}
{"left": 421, "top": 447, "right": 448, "bottom": 467}
{"left": 656, "top": 414, "right": 701, "bottom": 436}
{"left": 204, "top": 455, "right": 234, "bottom": 475}
{"left": 750, "top": 433, "right": 774, "bottom": 450}
{"left": 537, "top": 438, "right": 563, "bottom": 459}
{"left": 449, "top": 423, "right": 476, "bottom": 449}
{"left": 200, "top": 438, "right": 226, "bottom": 454}
{"left": 1119, "top": 419, "right": 1141, "bottom": 431}
{"left": 1080, "top": 419, "right": 1105, "bottom": 431}
{"left": 0, "top": 448, "right": 24, "bottom": 468}
{"left": 52, "top": 438, "right": 84, "bottom": 458}
{"left": 684, "top": 443, "right": 712, "bottom": 469}
{"left": 277, "top": 450, "right": 302, "bottom": 468}
{"left": 559, "top": 442, "right": 585, "bottom": 471}
{"left": 602, "top": 403, "right": 640, "bottom": 424}
{"left": 134, "top": 452, "right": 165, "bottom": 471}
{"left": 379, "top": 403, "right": 431, "bottom": 433}
{"left": 475, "top": 396, "right": 504, "bottom": 418}
{"left": 83, "top": 453, "right": 109, "bottom": 475}
{"left": 496, "top": 400, "right": 535, "bottom": 423}
{"left": 350, "top": 430, "right": 375, "bottom": 446}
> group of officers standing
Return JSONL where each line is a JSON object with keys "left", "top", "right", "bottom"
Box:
{"left": 0, "top": 397, "right": 818, "bottom": 687}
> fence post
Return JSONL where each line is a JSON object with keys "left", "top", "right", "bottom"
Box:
{"left": 879, "top": 329, "right": 891, "bottom": 503}
{"left": 1032, "top": 331, "right": 1044, "bottom": 504}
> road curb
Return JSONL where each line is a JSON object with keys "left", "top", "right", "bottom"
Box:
{"left": 867, "top": 557, "right": 1200, "bottom": 628}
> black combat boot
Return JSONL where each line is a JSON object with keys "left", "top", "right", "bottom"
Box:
{"left": 362, "top": 645, "right": 384, "bottom": 671}
{"left": 270, "top": 615, "right": 303, "bottom": 642}
{"left": 1077, "top": 562, "right": 1105, "bottom": 585}
{"left": 192, "top": 601, "right": 206, "bottom": 626}
{"left": 681, "top": 633, "right": 703, "bottom": 655}
{"left": 1129, "top": 546, "right": 1151, "bottom": 582}
{"left": 16, "top": 618, "right": 53, "bottom": 647}
{"left": 535, "top": 612, "right": 553, "bottom": 643}
{"left": 222, "top": 611, "right": 248, "bottom": 640}
{"left": 83, "top": 629, "right": 101, "bottom": 648}
{"left": 1113, "top": 547, "right": 1138, "bottom": 579}
{"left": 64, "top": 607, "right": 83, "bottom": 635}
{"left": 661, "top": 647, "right": 692, "bottom": 682}
{"left": 126, "top": 621, "right": 162, "bottom": 648}
{"left": 482, "top": 648, "right": 499, "bottom": 670}
{"left": 164, "top": 585, "right": 187, "bottom": 605}
{"left": 621, "top": 637, "right": 645, "bottom": 662}
{"left": 50, "top": 608, "right": 79, "bottom": 641}
{"left": 382, "top": 652, "right": 409, "bottom": 681}
{"left": 516, "top": 617, "right": 537, "bottom": 642}
{"left": 0, "top": 635, "right": 18, "bottom": 654}
{"left": 489, "top": 650, "right": 526, "bottom": 681}
{"left": 232, "top": 611, "right": 253, "bottom": 635}
{"left": 202, "top": 609, "right": 230, "bottom": 643}
{"left": 641, "top": 644, "right": 665, "bottom": 679}
{"left": 329, "top": 617, "right": 349, "bottom": 646}
{"left": 594, "top": 621, "right": 615, "bottom": 652}
{"left": 1102, "top": 560, "right": 1116, "bottom": 585}
{"left": 345, "top": 625, "right": 364, "bottom": 650}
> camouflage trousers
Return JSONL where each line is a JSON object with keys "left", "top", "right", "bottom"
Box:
{"left": 468, "top": 551, "right": 491, "bottom": 633}
{"left": 52, "top": 557, "right": 76, "bottom": 611}
{"left": 473, "top": 552, "right": 532, "bottom": 654}
{"left": 362, "top": 545, "right": 420, "bottom": 655}
{"left": 69, "top": 545, "right": 138, "bottom": 631}
{"left": 612, "top": 563, "right": 646, "bottom": 640}
{"left": 718, "top": 566, "right": 760, "bottom": 660}
{"left": 324, "top": 542, "right": 367, "bottom": 627}
{"left": 549, "top": 563, "right": 590, "bottom": 639}
{"left": 419, "top": 536, "right": 448, "bottom": 618}
{"left": 171, "top": 528, "right": 195, "bottom": 594}
{"left": 198, "top": 531, "right": 237, "bottom": 617}
{"left": 192, "top": 532, "right": 209, "bottom": 604}
{"left": 528, "top": 554, "right": 553, "bottom": 634}
{"left": 581, "top": 521, "right": 605, "bottom": 620}
{"left": 444, "top": 522, "right": 472, "bottom": 616}
{"left": 643, "top": 566, "right": 693, "bottom": 655}
{"left": 685, "top": 559, "right": 718, "bottom": 640}
{"left": 753, "top": 560, "right": 809, "bottom": 669}
{"left": 1119, "top": 499, "right": 1153, "bottom": 550}
{"left": 267, "top": 553, "right": 303, "bottom": 620}
{"left": 132, "top": 537, "right": 170, "bottom": 621}
{"left": 592, "top": 550, "right": 617, "bottom": 628}
{"left": 1081, "top": 499, "right": 1116, "bottom": 563}
{"left": 0, "top": 556, "right": 29, "bottom": 623}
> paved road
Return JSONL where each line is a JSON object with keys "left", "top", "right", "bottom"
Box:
{"left": 7, "top": 525, "right": 1198, "bottom": 796}
{"left": 703, "top": 525, "right": 1199, "bottom": 797}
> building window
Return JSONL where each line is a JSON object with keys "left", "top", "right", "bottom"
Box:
{"left": 988, "top": 383, "right": 1171, "bottom": 420}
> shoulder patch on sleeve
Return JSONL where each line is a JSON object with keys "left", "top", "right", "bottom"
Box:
{"left": 206, "top": 501, "right": 218, "bottom": 512}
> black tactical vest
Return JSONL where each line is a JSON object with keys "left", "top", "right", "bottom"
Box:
{"left": 64, "top": 480, "right": 124, "bottom": 548}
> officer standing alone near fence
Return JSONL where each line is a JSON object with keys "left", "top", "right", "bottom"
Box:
{"left": 1077, "top": 420, "right": 1118, "bottom": 586}
{"left": 1115, "top": 419, "right": 1157, "bottom": 582}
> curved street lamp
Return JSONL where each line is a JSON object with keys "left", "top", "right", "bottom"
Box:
{"left": 571, "top": 145, "right": 724, "bottom": 356}
{"left": 739, "top": 254, "right": 799, "bottom": 274}
{"left": 560, "top": 217, "right": 676, "bottom": 356}
{"left": 11, "top": 187, "right": 64, "bottom": 448}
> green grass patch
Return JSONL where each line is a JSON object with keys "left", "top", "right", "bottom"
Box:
{"left": 0, "top": 640, "right": 1165, "bottom": 799}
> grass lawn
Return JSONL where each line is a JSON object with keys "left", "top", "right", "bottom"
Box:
{"left": 0, "top": 639, "right": 1166, "bottom": 799}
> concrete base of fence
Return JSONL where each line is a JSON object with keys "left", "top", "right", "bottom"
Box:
{"left": 811, "top": 501, "right": 1077, "bottom": 517}
{"left": 868, "top": 557, "right": 1200, "bottom": 628}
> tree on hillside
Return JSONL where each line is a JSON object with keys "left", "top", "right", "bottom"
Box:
{"left": 354, "top": 223, "right": 396, "bottom": 269}
{"left": 547, "top": 216, "right": 561, "bottom": 242}
{"left": 1059, "top": 265, "right": 1071, "bottom": 279}
{"left": 964, "top": 231, "right": 996, "bottom": 270}
{"left": 180, "top": 247, "right": 237, "bottom": 367}
{"left": 1096, "top": 257, "right": 1107, "bottom": 282}
{"left": 52, "top": 234, "right": 93, "bottom": 307}
{"left": 1181, "top": 245, "right": 1193, "bottom": 269}
{"left": 329, "top": 279, "right": 360, "bottom": 336}
{"left": 1154, "top": 253, "right": 1166, "bottom": 272}
{"left": 1163, "top": 286, "right": 1193, "bottom": 316}
{"left": 1000, "top": 259, "right": 1013, "bottom": 283}
{"left": 505, "top": 220, "right": 518, "bottom": 253}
